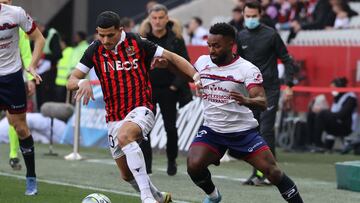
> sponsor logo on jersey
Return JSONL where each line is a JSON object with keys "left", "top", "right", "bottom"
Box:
{"left": 125, "top": 46, "right": 136, "bottom": 56}
{"left": 102, "top": 58, "right": 139, "bottom": 72}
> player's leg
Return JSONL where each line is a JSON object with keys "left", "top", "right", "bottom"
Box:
{"left": 187, "top": 127, "right": 225, "bottom": 203}
{"left": 7, "top": 112, "right": 22, "bottom": 170}
{"left": 115, "top": 156, "right": 172, "bottom": 203}
{"left": 3, "top": 70, "right": 37, "bottom": 195}
{"left": 245, "top": 149, "right": 303, "bottom": 203}
{"left": 8, "top": 112, "right": 37, "bottom": 196}
{"left": 245, "top": 89, "right": 279, "bottom": 185}
{"left": 116, "top": 121, "right": 155, "bottom": 202}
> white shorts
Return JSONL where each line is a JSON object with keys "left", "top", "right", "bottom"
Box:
{"left": 107, "top": 106, "right": 155, "bottom": 159}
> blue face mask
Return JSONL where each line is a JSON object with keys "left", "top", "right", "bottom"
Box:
{"left": 244, "top": 17, "right": 260, "bottom": 29}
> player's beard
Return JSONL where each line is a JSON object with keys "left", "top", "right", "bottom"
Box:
{"left": 210, "top": 52, "right": 227, "bottom": 65}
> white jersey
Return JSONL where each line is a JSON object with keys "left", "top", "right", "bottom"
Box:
{"left": 194, "top": 55, "right": 263, "bottom": 133}
{"left": 0, "top": 4, "right": 35, "bottom": 75}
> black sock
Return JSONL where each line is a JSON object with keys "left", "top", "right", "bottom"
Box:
{"left": 276, "top": 174, "right": 303, "bottom": 203}
{"left": 19, "top": 135, "right": 36, "bottom": 177}
{"left": 189, "top": 168, "right": 215, "bottom": 194}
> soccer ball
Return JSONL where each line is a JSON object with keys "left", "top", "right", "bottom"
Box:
{"left": 82, "top": 193, "right": 111, "bottom": 203}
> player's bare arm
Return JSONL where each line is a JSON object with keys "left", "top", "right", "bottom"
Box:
{"left": 27, "top": 28, "right": 45, "bottom": 84}
{"left": 161, "top": 49, "right": 201, "bottom": 87}
{"left": 230, "top": 85, "right": 267, "bottom": 111}
{"left": 67, "top": 69, "right": 94, "bottom": 105}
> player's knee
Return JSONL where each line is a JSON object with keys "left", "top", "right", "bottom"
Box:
{"left": 187, "top": 157, "right": 203, "bottom": 175}
{"left": 12, "top": 120, "right": 28, "bottom": 138}
{"left": 267, "top": 165, "right": 282, "bottom": 182}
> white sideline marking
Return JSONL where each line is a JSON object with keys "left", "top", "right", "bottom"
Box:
{"left": 85, "top": 159, "right": 335, "bottom": 186}
{"left": 86, "top": 159, "right": 248, "bottom": 182}
{"left": 0, "top": 172, "right": 190, "bottom": 203}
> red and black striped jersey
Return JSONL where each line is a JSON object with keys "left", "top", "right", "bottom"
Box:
{"left": 77, "top": 31, "right": 164, "bottom": 122}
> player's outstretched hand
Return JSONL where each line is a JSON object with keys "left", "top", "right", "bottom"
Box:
{"left": 151, "top": 57, "right": 168, "bottom": 69}
{"left": 230, "top": 91, "right": 248, "bottom": 105}
{"left": 74, "top": 79, "right": 95, "bottom": 105}
{"left": 192, "top": 72, "right": 203, "bottom": 97}
{"left": 27, "top": 66, "right": 42, "bottom": 84}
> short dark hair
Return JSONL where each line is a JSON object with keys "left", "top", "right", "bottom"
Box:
{"left": 209, "top": 23, "right": 236, "bottom": 40}
{"left": 120, "top": 17, "right": 133, "bottom": 28}
{"left": 332, "top": 77, "right": 348, "bottom": 87}
{"left": 96, "top": 11, "right": 120, "bottom": 29}
{"left": 193, "top": 17, "right": 203, "bottom": 26}
{"left": 76, "top": 31, "right": 86, "bottom": 41}
{"left": 243, "top": 0, "right": 262, "bottom": 13}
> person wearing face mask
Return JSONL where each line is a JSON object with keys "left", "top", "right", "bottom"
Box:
{"left": 306, "top": 77, "right": 358, "bottom": 152}
{"left": 236, "top": 0, "right": 298, "bottom": 186}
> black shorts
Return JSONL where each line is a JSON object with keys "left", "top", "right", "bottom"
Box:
{"left": 0, "top": 69, "right": 27, "bottom": 114}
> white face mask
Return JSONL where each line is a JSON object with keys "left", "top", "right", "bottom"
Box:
{"left": 331, "top": 91, "right": 339, "bottom": 97}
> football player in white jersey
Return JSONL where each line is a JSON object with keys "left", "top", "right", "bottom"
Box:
{"left": 186, "top": 23, "right": 303, "bottom": 203}
{"left": 0, "top": 2, "right": 45, "bottom": 195}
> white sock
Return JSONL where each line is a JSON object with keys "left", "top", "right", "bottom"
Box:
{"left": 128, "top": 178, "right": 162, "bottom": 200}
{"left": 208, "top": 187, "right": 219, "bottom": 199}
{"left": 128, "top": 179, "right": 140, "bottom": 192}
{"left": 122, "top": 142, "right": 153, "bottom": 200}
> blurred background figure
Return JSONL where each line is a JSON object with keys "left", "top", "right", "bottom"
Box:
{"left": 139, "top": 4, "right": 192, "bottom": 176}
{"left": 36, "top": 22, "right": 62, "bottom": 109}
{"left": 120, "top": 17, "right": 136, "bottom": 32}
{"left": 54, "top": 37, "right": 73, "bottom": 103}
{"left": 306, "top": 77, "right": 358, "bottom": 152}
{"left": 229, "top": 6, "right": 244, "bottom": 31}
{"left": 186, "top": 16, "right": 208, "bottom": 46}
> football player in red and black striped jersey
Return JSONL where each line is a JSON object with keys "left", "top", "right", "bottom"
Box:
{"left": 67, "top": 11, "right": 200, "bottom": 203}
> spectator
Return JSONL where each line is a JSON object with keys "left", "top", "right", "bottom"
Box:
{"left": 120, "top": 17, "right": 135, "bottom": 32}
{"left": 276, "top": 0, "right": 307, "bottom": 30}
{"left": 306, "top": 77, "right": 358, "bottom": 152}
{"left": 54, "top": 37, "right": 73, "bottom": 102}
{"left": 288, "top": 0, "right": 334, "bottom": 42}
{"left": 327, "top": 0, "right": 358, "bottom": 29}
{"left": 36, "top": 23, "right": 62, "bottom": 109}
{"left": 186, "top": 17, "right": 208, "bottom": 46}
{"left": 229, "top": 6, "right": 244, "bottom": 31}
{"left": 139, "top": 4, "right": 193, "bottom": 176}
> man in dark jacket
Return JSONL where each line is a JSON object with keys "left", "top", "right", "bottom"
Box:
{"left": 139, "top": 4, "right": 192, "bottom": 176}
{"left": 237, "top": 0, "right": 298, "bottom": 185}
{"left": 37, "top": 23, "right": 62, "bottom": 109}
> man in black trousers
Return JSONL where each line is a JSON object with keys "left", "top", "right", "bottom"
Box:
{"left": 237, "top": 0, "right": 298, "bottom": 185}
{"left": 139, "top": 4, "right": 192, "bottom": 176}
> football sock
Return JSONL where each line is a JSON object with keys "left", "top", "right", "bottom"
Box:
{"left": 189, "top": 168, "right": 215, "bottom": 195}
{"left": 9, "top": 125, "right": 19, "bottom": 159}
{"left": 128, "top": 178, "right": 163, "bottom": 199}
{"left": 129, "top": 179, "right": 140, "bottom": 192}
{"left": 276, "top": 174, "right": 303, "bottom": 203}
{"left": 122, "top": 142, "right": 153, "bottom": 200}
{"left": 19, "top": 135, "right": 36, "bottom": 177}
{"left": 208, "top": 187, "right": 219, "bottom": 199}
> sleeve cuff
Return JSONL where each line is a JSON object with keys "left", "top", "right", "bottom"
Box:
{"left": 76, "top": 62, "right": 91, "bottom": 74}
{"left": 26, "top": 22, "right": 37, "bottom": 35}
{"left": 154, "top": 46, "right": 164, "bottom": 57}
